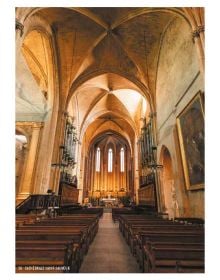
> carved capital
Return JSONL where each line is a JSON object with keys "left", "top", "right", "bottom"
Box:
{"left": 149, "top": 112, "right": 157, "bottom": 118}
{"left": 16, "top": 19, "right": 24, "bottom": 37}
{"left": 192, "top": 25, "right": 205, "bottom": 42}
{"left": 32, "top": 122, "right": 44, "bottom": 129}
{"left": 16, "top": 121, "right": 44, "bottom": 133}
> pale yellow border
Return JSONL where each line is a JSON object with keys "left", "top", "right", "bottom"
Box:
{"left": 176, "top": 91, "right": 204, "bottom": 190}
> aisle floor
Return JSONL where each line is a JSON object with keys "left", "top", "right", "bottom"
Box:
{"left": 79, "top": 212, "right": 141, "bottom": 273}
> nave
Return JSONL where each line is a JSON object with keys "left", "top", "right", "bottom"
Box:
{"left": 15, "top": 6, "right": 205, "bottom": 274}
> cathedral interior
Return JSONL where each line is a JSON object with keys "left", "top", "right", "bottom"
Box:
{"left": 15, "top": 7, "right": 205, "bottom": 273}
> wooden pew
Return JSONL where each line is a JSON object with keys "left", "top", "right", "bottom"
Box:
{"left": 18, "top": 215, "right": 99, "bottom": 245}
{"left": 16, "top": 246, "right": 75, "bottom": 273}
{"left": 118, "top": 214, "right": 165, "bottom": 234}
{"left": 121, "top": 219, "right": 176, "bottom": 237}
{"left": 16, "top": 214, "right": 44, "bottom": 226}
{"left": 117, "top": 213, "right": 204, "bottom": 273}
{"left": 128, "top": 225, "right": 203, "bottom": 246}
{"left": 59, "top": 207, "right": 103, "bottom": 217}
{"left": 118, "top": 214, "right": 203, "bottom": 249}
{"left": 112, "top": 208, "right": 137, "bottom": 222}
{"left": 16, "top": 225, "right": 91, "bottom": 259}
{"left": 16, "top": 240, "right": 77, "bottom": 260}
{"left": 16, "top": 213, "right": 100, "bottom": 272}
{"left": 136, "top": 232, "right": 204, "bottom": 272}
{"left": 174, "top": 217, "right": 204, "bottom": 225}
{"left": 145, "top": 246, "right": 204, "bottom": 273}
{"left": 17, "top": 225, "right": 93, "bottom": 252}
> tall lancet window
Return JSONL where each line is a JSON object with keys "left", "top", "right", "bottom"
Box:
{"left": 108, "top": 148, "right": 113, "bottom": 172}
{"left": 96, "top": 147, "right": 100, "bottom": 172}
{"left": 120, "top": 147, "right": 125, "bottom": 172}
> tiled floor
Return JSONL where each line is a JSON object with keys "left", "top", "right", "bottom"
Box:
{"left": 79, "top": 212, "right": 140, "bottom": 273}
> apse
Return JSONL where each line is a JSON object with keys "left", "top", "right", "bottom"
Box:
{"left": 83, "top": 131, "right": 134, "bottom": 201}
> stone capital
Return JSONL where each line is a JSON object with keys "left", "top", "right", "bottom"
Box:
{"left": 32, "top": 122, "right": 44, "bottom": 129}
{"left": 16, "top": 121, "right": 44, "bottom": 129}
{"left": 192, "top": 25, "right": 205, "bottom": 42}
{"left": 16, "top": 19, "right": 24, "bottom": 37}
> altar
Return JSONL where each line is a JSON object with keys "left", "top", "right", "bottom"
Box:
{"left": 100, "top": 195, "right": 118, "bottom": 207}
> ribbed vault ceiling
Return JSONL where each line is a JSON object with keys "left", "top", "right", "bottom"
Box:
{"left": 35, "top": 7, "right": 177, "bottom": 99}
{"left": 19, "top": 7, "right": 187, "bottom": 140}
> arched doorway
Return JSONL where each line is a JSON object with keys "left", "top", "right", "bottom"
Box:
{"left": 160, "top": 146, "right": 178, "bottom": 219}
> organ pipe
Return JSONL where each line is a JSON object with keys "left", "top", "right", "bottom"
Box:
{"left": 139, "top": 117, "right": 155, "bottom": 167}
{"left": 59, "top": 114, "right": 78, "bottom": 185}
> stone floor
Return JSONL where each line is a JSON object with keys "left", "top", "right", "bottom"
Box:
{"left": 79, "top": 211, "right": 141, "bottom": 273}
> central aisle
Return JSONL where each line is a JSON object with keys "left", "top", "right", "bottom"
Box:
{"left": 80, "top": 211, "right": 140, "bottom": 273}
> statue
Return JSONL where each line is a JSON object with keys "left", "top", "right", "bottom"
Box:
{"left": 171, "top": 180, "right": 179, "bottom": 219}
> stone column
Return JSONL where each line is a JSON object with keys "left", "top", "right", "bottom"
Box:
{"left": 77, "top": 143, "right": 83, "bottom": 204}
{"left": 192, "top": 26, "right": 205, "bottom": 75}
{"left": 184, "top": 8, "right": 205, "bottom": 75}
{"left": 16, "top": 123, "right": 43, "bottom": 203}
{"left": 134, "top": 140, "right": 139, "bottom": 204}
{"left": 49, "top": 110, "right": 66, "bottom": 194}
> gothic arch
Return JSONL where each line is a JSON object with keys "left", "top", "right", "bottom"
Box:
{"left": 16, "top": 13, "right": 60, "bottom": 195}
{"left": 20, "top": 19, "right": 58, "bottom": 107}
{"left": 80, "top": 109, "right": 136, "bottom": 143}
{"left": 18, "top": 7, "right": 191, "bottom": 33}
{"left": 88, "top": 129, "right": 132, "bottom": 155}
{"left": 159, "top": 145, "right": 178, "bottom": 219}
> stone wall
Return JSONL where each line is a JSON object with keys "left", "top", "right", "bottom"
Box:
{"left": 156, "top": 16, "right": 204, "bottom": 218}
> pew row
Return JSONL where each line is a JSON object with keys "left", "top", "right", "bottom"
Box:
{"left": 16, "top": 213, "right": 100, "bottom": 273}
{"left": 118, "top": 214, "right": 204, "bottom": 273}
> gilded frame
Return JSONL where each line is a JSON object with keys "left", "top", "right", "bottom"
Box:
{"left": 177, "top": 91, "right": 204, "bottom": 190}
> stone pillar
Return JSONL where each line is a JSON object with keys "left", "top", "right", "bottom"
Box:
{"left": 134, "top": 140, "right": 139, "bottom": 204}
{"left": 184, "top": 8, "right": 205, "bottom": 75}
{"left": 33, "top": 102, "right": 60, "bottom": 195}
{"left": 154, "top": 168, "right": 162, "bottom": 213}
{"left": 49, "top": 110, "right": 66, "bottom": 194}
{"left": 77, "top": 143, "right": 83, "bottom": 203}
{"left": 16, "top": 123, "right": 43, "bottom": 203}
{"left": 192, "top": 25, "right": 205, "bottom": 75}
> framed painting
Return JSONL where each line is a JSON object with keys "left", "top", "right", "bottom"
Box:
{"left": 177, "top": 91, "right": 204, "bottom": 190}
